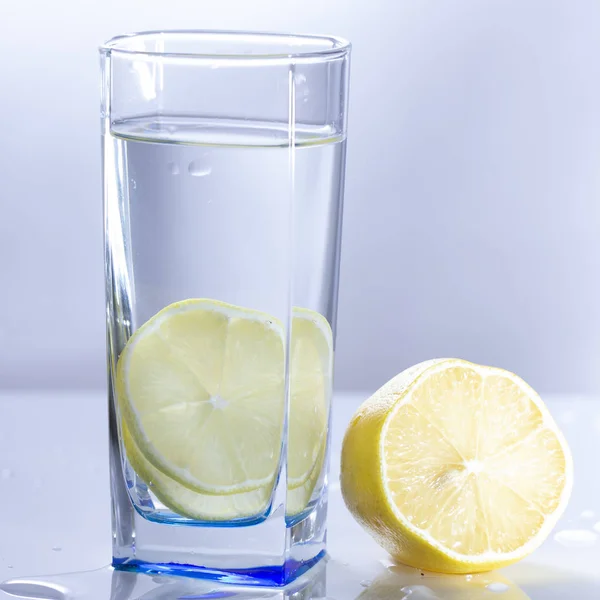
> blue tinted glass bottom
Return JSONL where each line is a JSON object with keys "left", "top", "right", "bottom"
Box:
{"left": 113, "top": 550, "right": 326, "bottom": 587}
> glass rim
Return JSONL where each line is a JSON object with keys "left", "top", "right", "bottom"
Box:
{"left": 100, "top": 30, "right": 351, "bottom": 61}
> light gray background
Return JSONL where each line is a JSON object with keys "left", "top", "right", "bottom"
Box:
{"left": 2, "top": 0, "right": 600, "bottom": 394}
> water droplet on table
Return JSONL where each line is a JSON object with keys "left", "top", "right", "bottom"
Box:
{"left": 360, "top": 579, "right": 372, "bottom": 587}
{"left": 554, "top": 529, "right": 598, "bottom": 547}
{"left": 0, "top": 567, "right": 111, "bottom": 600}
{"left": 52, "top": 546, "right": 62, "bottom": 552}
{"left": 1, "top": 468, "right": 12, "bottom": 480}
{"left": 580, "top": 509, "right": 595, "bottom": 520}
{"left": 486, "top": 582, "right": 510, "bottom": 593}
{"left": 0, "top": 580, "right": 69, "bottom": 600}
{"left": 167, "top": 161, "right": 180, "bottom": 175}
{"left": 188, "top": 160, "right": 211, "bottom": 177}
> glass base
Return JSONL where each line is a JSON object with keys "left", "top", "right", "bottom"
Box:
{"left": 112, "top": 550, "right": 326, "bottom": 587}
{"left": 112, "top": 503, "right": 327, "bottom": 586}
{"left": 109, "top": 376, "right": 329, "bottom": 588}
{"left": 112, "top": 442, "right": 328, "bottom": 587}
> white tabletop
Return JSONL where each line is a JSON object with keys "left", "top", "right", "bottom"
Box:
{"left": 0, "top": 391, "right": 598, "bottom": 599}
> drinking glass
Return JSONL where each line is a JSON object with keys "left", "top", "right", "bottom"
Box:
{"left": 100, "top": 30, "right": 350, "bottom": 586}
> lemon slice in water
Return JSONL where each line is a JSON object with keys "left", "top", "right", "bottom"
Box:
{"left": 288, "top": 308, "right": 332, "bottom": 493}
{"left": 285, "top": 308, "right": 333, "bottom": 515}
{"left": 122, "top": 419, "right": 271, "bottom": 520}
{"left": 117, "top": 299, "right": 285, "bottom": 495}
{"left": 117, "top": 299, "right": 333, "bottom": 518}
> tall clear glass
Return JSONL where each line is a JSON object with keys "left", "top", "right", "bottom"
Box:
{"left": 100, "top": 31, "right": 350, "bottom": 586}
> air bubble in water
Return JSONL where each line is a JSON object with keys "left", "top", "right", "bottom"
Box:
{"left": 486, "top": 582, "right": 509, "bottom": 593}
{"left": 167, "top": 162, "right": 180, "bottom": 175}
{"left": 360, "top": 579, "right": 372, "bottom": 587}
{"left": 554, "top": 529, "right": 597, "bottom": 547}
{"left": 188, "top": 160, "right": 211, "bottom": 177}
{"left": 52, "top": 546, "right": 62, "bottom": 552}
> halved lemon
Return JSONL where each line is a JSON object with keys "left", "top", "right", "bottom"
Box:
{"left": 341, "top": 359, "right": 572, "bottom": 573}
